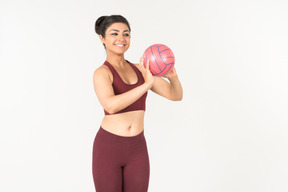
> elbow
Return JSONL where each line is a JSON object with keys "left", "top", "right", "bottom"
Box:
{"left": 177, "top": 91, "right": 183, "bottom": 101}
{"left": 170, "top": 89, "right": 183, "bottom": 101}
{"left": 179, "top": 94, "right": 183, "bottom": 101}
{"left": 104, "top": 104, "right": 118, "bottom": 115}
{"left": 105, "top": 109, "right": 116, "bottom": 115}
{"left": 173, "top": 96, "right": 182, "bottom": 101}
{"left": 170, "top": 96, "right": 182, "bottom": 101}
{"left": 171, "top": 93, "right": 183, "bottom": 101}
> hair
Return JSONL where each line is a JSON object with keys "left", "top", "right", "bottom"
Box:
{"left": 95, "top": 15, "right": 131, "bottom": 38}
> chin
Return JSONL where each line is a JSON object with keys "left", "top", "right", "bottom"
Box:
{"left": 114, "top": 49, "right": 128, "bottom": 55}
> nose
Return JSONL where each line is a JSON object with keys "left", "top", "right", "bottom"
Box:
{"left": 117, "top": 35, "right": 125, "bottom": 41}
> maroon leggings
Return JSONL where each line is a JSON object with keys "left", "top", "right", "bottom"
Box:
{"left": 92, "top": 127, "right": 150, "bottom": 192}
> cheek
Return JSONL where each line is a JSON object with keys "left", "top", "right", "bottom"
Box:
{"left": 126, "top": 40, "right": 131, "bottom": 48}
{"left": 105, "top": 38, "right": 115, "bottom": 45}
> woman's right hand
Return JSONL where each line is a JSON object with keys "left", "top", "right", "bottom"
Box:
{"left": 139, "top": 57, "right": 154, "bottom": 88}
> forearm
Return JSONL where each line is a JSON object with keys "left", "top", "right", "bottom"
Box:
{"left": 168, "top": 75, "right": 183, "bottom": 101}
{"left": 105, "top": 83, "right": 151, "bottom": 114}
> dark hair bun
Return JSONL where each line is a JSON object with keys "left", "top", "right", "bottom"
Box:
{"left": 95, "top": 16, "right": 108, "bottom": 35}
{"left": 95, "top": 15, "right": 131, "bottom": 40}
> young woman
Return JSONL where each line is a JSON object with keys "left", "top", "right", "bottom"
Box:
{"left": 92, "top": 15, "right": 183, "bottom": 192}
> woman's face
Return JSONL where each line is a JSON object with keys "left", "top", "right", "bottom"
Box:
{"left": 100, "top": 22, "right": 131, "bottom": 55}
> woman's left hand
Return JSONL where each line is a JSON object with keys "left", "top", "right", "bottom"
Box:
{"left": 162, "top": 67, "right": 178, "bottom": 79}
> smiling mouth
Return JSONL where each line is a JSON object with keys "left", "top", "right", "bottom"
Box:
{"left": 114, "top": 44, "right": 125, "bottom": 48}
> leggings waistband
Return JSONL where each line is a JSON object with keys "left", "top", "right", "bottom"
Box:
{"left": 97, "top": 126, "right": 145, "bottom": 142}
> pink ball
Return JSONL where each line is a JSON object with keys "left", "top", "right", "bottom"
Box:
{"left": 143, "top": 44, "right": 175, "bottom": 77}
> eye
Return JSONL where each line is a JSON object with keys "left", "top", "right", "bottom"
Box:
{"left": 111, "top": 33, "right": 118, "bottom": 36}
{"left": 124, "top": 33, "right": 130, "bottom": 37}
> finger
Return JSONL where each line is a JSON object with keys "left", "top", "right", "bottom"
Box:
{"left": 172, "top": 67, "right": 176, "bottom": 73}
{"left": 146, "top": 59, "right": 149, "bottom": 70}
{"left": 139, "top": 57, "right": 144, "bottom": 71}
{"left": 145, "top": 59, "right": 153, "bottom": 75}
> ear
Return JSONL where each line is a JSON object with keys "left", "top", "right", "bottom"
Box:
{"left": 99, "top": 35, "right": 105, "bottom": 43}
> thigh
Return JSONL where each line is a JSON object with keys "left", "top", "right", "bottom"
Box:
{"left": 123, "top": 141, "right": 150, "bottom": 192}
{"left": 92, "top": 132, "right": 123, "bottom": 192}
{"left": 93, "top": 162, "right": 122, "bottom": 192}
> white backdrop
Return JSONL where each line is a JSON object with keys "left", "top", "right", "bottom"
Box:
{"left": 1, "top": 0, "right": 288, "bottom": 191}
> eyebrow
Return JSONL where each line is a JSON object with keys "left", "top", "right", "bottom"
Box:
{"left": 110, "top": 29, "right": 130, "bottom": 32}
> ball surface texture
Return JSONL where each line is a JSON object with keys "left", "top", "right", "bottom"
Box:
{"left": 143, "top": 44, "right": 175, "bottom": 77}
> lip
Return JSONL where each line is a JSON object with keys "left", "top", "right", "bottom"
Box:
{"left": 114, "top": 43, "right": 126, "bottom": 48}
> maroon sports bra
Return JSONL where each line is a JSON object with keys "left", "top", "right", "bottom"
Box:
{"left": 103, "top": 60, "right": 148, "bottom": 115}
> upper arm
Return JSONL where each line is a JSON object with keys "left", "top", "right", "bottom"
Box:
{"left": 93, "top": 66, "right": 115, "bottom": 110}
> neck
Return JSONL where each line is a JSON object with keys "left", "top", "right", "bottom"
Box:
{"left": 106, "top": 53, "right": 126, "bottom": 67}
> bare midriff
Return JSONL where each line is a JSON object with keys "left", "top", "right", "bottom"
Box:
{"left": 100, "top": 110, "right": 145, "bottom": 137}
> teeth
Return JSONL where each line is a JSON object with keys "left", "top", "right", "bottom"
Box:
{"left": 115, "top": 44, "right": 124, "bottom": 47}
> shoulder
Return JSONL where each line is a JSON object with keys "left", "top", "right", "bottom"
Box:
{"left": 94, "top": 64, "right": 110, "bottom": 74}
{"left": 93, "top": 64, "right": 113, "bottom": 82}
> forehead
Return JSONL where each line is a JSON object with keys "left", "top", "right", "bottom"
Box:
{"left": 107, "top": 22, "right": 130, "bottom": 32}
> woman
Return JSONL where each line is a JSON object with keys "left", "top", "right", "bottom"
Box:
{"left": 92, "top": 15, "right": 183, "bottom": 192}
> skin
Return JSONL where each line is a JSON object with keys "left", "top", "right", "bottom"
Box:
{"left": 93, "top": 22, "right": 183, "bottom": 137}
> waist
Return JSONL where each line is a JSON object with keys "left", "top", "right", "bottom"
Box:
{"left": 100, "top": 110, "right": 145, "bottom": 137}
{"left": 97, "top": 126, "right": 145, "bottom": 142}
